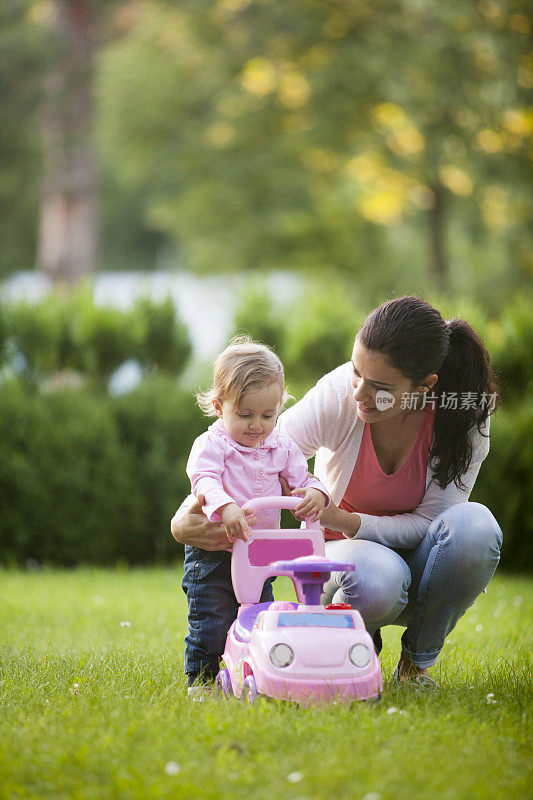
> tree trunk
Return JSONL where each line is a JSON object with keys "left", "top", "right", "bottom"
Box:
{"left": 37, "top": 0, "right": 97, "bottom": 284}
{"left": 428, "top": 183, "right": 448, "bottom": 288}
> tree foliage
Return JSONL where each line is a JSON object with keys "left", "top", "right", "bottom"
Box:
{"left": 96, "top": 0, "right": 532, "bottom": 299}
{"left": 0, "top": 0, "right": 531, "bottom": 306}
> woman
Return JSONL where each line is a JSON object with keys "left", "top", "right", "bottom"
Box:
{"left": 172, "top": 296, "right": 502, "bottom": 688}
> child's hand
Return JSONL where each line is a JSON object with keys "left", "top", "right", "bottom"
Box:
{"left": 292, "top": 487, "right": 327, "bottom": 522}
{"left": 242, "top": 506, "right": 257, "bottom": 529}
{"left": 221, "top": 503, "right": 252, "bottom": 542}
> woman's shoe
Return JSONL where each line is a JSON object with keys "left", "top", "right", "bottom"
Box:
{"left": 392, "top": 664, "right": 438, "bottom": 691}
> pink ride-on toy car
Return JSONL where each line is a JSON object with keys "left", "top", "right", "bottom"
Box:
{"left": 215, "top": 496, "right": 382, "bottom": 706}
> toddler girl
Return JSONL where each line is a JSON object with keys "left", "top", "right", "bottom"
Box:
{"left": 182, "top": 336, "right": 329, "bottom": 694}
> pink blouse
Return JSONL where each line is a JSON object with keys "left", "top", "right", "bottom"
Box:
{"left": 325, "top": 409, "right": 435, "bottom": 541}
{"left": 187, "top": 419, "right": 329, "bottom": 531}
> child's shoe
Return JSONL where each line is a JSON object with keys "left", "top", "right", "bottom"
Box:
{"left": 187, "top": 684, "right": 213, "bottom": 702}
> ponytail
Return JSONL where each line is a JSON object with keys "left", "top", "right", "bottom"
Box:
{"left": 430, "top": 318, "right": 500, "bottom": 489}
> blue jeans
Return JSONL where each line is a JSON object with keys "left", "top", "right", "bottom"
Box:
{"left": 181, "top": 547, "right": 274, "bottom": 683}
{"left": 322, "top": 502, "right": 503, "bottom": 668}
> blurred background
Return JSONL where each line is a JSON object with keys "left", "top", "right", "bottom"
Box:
{"left": 0, "top": 0, "right": 531, "bottom": 571}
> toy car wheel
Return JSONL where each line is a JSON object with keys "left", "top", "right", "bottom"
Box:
{"left": 215, "top": 668, "right": 233, "bottom": 699}
{"left": 242, "top": 675, "right": 258, "bottom": 705}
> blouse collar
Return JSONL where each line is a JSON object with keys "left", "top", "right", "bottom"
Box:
{"left": 209, "top": 418, "right": 280, "bottom": 452}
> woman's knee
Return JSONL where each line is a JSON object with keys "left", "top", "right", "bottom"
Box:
{"left": 325, "top": 539, "right": 411, "bottom": 624}
{"left": 428, "top": 502, "right": 503, "bottom": 566}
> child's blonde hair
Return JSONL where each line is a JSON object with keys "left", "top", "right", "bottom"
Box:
{"left": 196, "top": 336, "right": 292, "bottom": 416}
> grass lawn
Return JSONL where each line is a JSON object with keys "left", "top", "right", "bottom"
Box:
{"left": 0, "top": 567, "right": 531, "bottom": 800}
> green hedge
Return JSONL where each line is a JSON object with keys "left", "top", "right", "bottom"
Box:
{"left": 1, "top": 288, "right": 191, "bottom": 386}
{"left": 1, "top": 376, "right": 530, "bottom": 570}
{"left": 0, "top": 378, "right": 205, "bottom": 566}
{"left": 486, "top": 297, "right": 533, "bottom": 407}
{"left": 471, "top": 403, "right": 533, "bottom": 572}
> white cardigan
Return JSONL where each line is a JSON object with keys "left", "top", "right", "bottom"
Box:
{"left": 277, "top": 362, "right": 490, "bottom": 550}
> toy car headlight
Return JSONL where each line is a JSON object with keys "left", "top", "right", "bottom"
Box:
{"left": 269, "top": 643, "right": 294, "bottom": 668}
{"left": 349, "top": 643, "right": 371, "bottom": 668}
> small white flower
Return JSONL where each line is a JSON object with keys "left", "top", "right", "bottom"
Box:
{"left": 120, "top": 621, "right": 131, "bottom": 628}
{"left": 165, "top": 761, "right": 180, "bottom": 776}
{"left": 386, "top": 706, "right": 398, "bottom": 715}
{"left": 73, "top": 683, "right": 79, "bottom": 690}
{"left": 475, "top": 624, "right": 483, "bottom": 632}
{"left": 493, "top": 600, "right": 506, "bottom": 618}
{"left": 287, "top": 772, "right": 304, "bottom": 783}
{"left": 486, "top": 693, "right": 497, "bottom": 704}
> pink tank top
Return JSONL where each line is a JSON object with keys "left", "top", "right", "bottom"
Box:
{"left": 325, "top": 409, "right": 435, "bottom": 540}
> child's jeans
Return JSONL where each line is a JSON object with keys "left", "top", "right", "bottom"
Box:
{"left": 321, "top": 502, "right": 503, "bottom": 667}
{"left": 181, "top": 546, "right": 274, "bottom": 683}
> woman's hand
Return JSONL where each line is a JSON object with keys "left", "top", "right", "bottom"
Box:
{"left": 170, "top": 495, "right": 233, "bottom": 551}
{"left": 319, "top": 502, "right": 361, "bottom": 538}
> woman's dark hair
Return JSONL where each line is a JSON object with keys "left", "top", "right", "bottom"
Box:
{"left": 357, "top": 296, "right": 500, "bottom": 489}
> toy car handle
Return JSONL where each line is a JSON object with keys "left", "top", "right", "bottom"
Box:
{"left": 243, "top": 496, "right": 302, "bottom": 514}
{"left": 242, "top": 496, "right": 322, "bottom": 528}
{"left": 242, "top": 497, "right": 322, "bottom": 511}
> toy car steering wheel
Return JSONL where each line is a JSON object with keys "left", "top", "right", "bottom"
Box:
{"left": 271, "top": 556, "right": 355, "bottom": 606}
{"left": 273, "top": 557, "right": 355, "bottom": 573}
